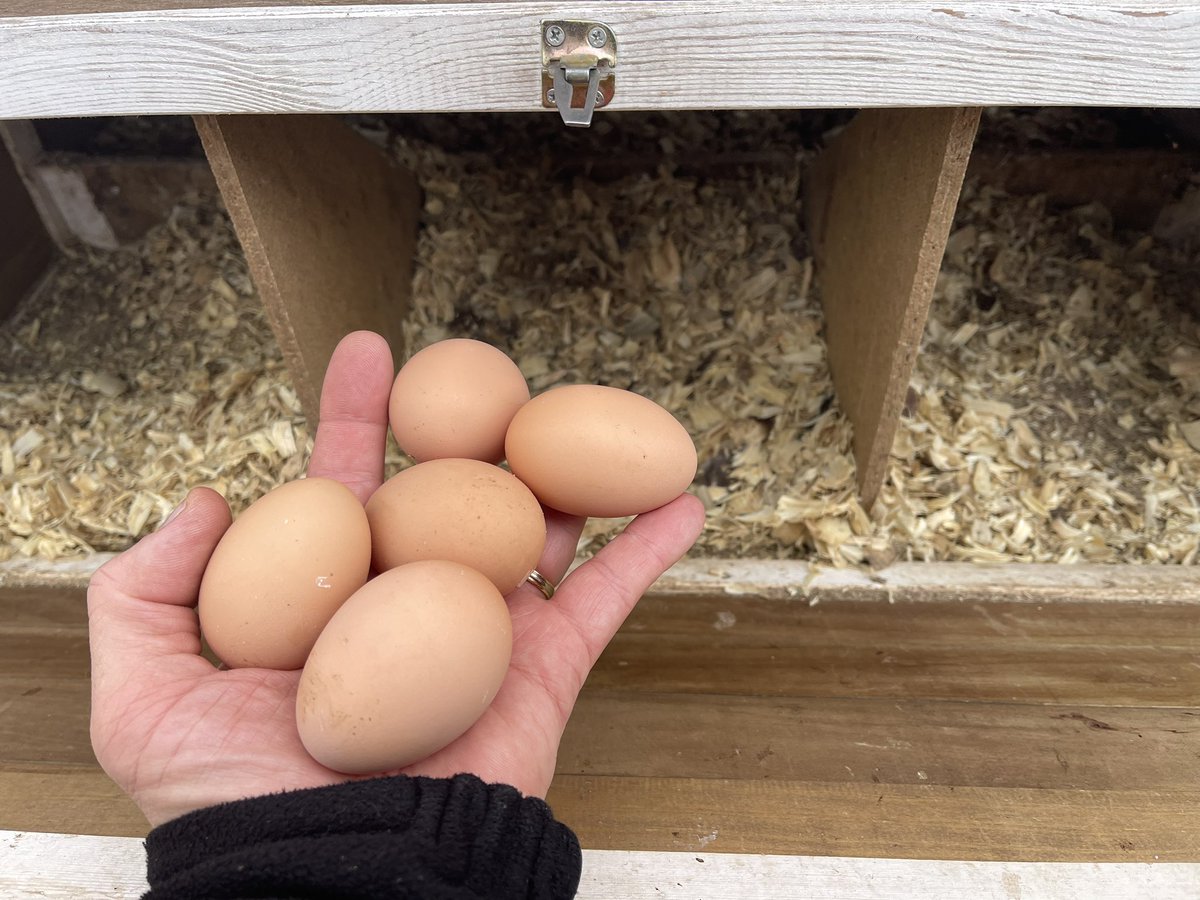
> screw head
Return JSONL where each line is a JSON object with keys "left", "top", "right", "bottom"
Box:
{"left": 595, "top": 91, "right": 605, "bottom": 106}
{"left": 587, "top": 26, "right": 607, "bottom": 48}
{"left": 546, "top": 88, "right": 556, "bottom": 103}
{"left": 544, "top": 24, "right": 565, "bottom": 47}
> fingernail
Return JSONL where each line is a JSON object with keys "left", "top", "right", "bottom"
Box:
{"left": 161, "top": 494, "right": 189, "bottom": 529}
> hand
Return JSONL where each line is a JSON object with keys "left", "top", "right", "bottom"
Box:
{"left": 88, "top": 331, "right": 706, "bottom": 827}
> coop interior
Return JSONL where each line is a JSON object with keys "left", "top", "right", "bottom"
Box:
{"left": 2, "top": 107, "right": 1198, "bottom": 862}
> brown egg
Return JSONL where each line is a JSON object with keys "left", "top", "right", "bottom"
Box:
{"left": 389, "top": 339, "right": 530, "bottom": 463}
{"left": 296, "top": 561, "right": 512, "bottom": 774}
{"left": 366, "top": 458, "right": 545, "bottom": 593}
{"left": 198, "top": 478, "right": 371, "bottom": 670}
{"left": 505, "top": 384, "right": 698, "bottom": 517}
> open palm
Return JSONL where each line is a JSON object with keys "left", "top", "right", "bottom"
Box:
{"left": 88, "top": 332, "right": 705, "bottom": 827}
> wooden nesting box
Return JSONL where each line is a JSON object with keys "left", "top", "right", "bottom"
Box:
{"left": 2, "top": 2, "right": 1199, "bottom": 894}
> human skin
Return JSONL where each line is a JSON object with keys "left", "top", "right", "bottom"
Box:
{"left": 87, "top": 330, "right": 706, "bottom": 826}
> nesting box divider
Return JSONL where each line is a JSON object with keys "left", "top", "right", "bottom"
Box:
{"left": 0, "top": 125, "right": 55, "bottom": 322}
{"left": 807, "top": 107, "right": 981, "bottom": 506}
{"left": 193, "top": 114, "right": 420, "bottom": 421}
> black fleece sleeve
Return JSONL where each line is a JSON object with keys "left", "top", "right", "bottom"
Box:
{"left": 142, "top": 773, "right": 582, "bottom": 900}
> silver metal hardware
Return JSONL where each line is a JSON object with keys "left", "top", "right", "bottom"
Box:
{"left": 540, "top": 19, "right": 616, "bottom": 127}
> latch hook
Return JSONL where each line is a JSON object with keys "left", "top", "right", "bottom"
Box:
{"left": 542, "top": 21, "right": 616, "bottom": 128}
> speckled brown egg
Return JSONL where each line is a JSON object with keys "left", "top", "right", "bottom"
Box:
{"left": 198, "top": 478, "right": 371, "bottom": 670}
{"left": 365, "top": 458, "right": 545, "bottom": 594}
{"left": 505, "top": 384, "right": 698, "bottom": 517}
{"left": 295, "top": 560, "right": 512, "bottom": 774}
{"left": 389, "top": 339, "right": 530, "bottom": 463}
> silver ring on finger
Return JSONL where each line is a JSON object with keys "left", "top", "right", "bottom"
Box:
{"left": 525, "top": 568, "right": 556, "bottom": 601}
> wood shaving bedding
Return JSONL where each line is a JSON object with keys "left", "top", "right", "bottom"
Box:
{"left": 2, "top": 111, "right": 1197, "bottom": 566}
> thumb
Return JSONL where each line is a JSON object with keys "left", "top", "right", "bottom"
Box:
{"left": 88, "top": 487, "right": 232, "bottom": 670}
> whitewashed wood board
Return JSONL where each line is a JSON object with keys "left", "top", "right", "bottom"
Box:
{"left": 5, "top": 553, "right": 1200, "bottom": 605}
{"left": 3, "top": 831, "right": 1199, "bottom": 899}
{"left": 0, "top": 1, "right": 1198, "bottom": 118}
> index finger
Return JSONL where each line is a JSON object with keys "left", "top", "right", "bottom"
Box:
{"left": 307, "top": 331, "right": 395, "bottom": 504}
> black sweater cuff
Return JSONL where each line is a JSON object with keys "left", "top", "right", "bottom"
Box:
{"left": 143, "top": 773, "right": 582, "bottom": 899}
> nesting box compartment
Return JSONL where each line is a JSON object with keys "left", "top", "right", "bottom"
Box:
{"left": 2, "top": 1, "right": 1199, "bottom": 882}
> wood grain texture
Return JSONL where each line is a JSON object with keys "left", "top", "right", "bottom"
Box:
{"left": 0, "top": 0, "right": 410, "bottom": 13}
{"left": 0, "top": 765, "right": 145, "bottom": 836}
{"left": 0, "top": 128, "right": 53, "bottom": 320}
{"left": 1, "top": 3, "right": 1198, "bottom": 118}
{"left": 0, "top": 681, "right": 92, "bottom": 766}
{"left": 562, "top": 692, "right": 1200, "bottom": 792}
{"left": 195, "top": 114, "right": 417, "bottom": 421}
{"left": 651, "top": 558, "right": 1200, "bottom": 604}
{"left": 9, "top": 554, "right": 1200, "bottom": 602}
{"left": 587, "top": 593, "right": 1200, "bottom": 706}
{"left": 807, "top": 107, "right": 980, "bottom": 506}
{"left": 7, "top": 832, "right": 1198, "bottom": 900}
{"left": 3, "top": 584, "right": 1198, "bottom": 860}
{"left": 547, "top": 776, "right": 1200, "bottom": 861}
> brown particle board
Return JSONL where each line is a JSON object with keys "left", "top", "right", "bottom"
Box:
{"left": 194, "top": 114, "right": 419, "bottom": 421}
{"left": 806, "top": 107, "right": 981, "bottom": 506}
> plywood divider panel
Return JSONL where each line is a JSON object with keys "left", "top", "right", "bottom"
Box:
{"left": 194, "top": 114, "right": 418, "bottom": 421}
{"left": 0, "top": 125, "right": 54, "bottom": 320}
{"left": 806, "top": 107, "right": 980, "bottom": 506}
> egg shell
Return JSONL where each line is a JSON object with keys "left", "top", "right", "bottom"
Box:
{"left": 198, "top": 478, "right": 371, "bottom": 670}
{"left": 296, "top": 560, "right": 512, "bottom": 774}
{"left": 505, "top": 384, "right": 698, "bottom": 518}
{"left": 366, "top": 458, "right": 545, "bottom": 593}
{"left": 389, "top": 339, "right": 530, "bottom": 463}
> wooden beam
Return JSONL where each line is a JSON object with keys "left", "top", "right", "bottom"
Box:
{"left": 548, "top": 777, "right": 1200, "bottom": 862}
{"left": 7, "top": 831, "right": 1200, "bottom": 900}
{"left": 1, "top": 4, "right": 1198, "bottom": 118}
{"left": 806, "top": 107, "right": 980, "bottom": 507}
{"left": 0, "top": 126, "right": 54, "bottom": 320}
{"left": 194, "top": 114, "right": 418, "bottom": 421}
{"left": 8, "top": 555, "right": 1200, "bottom": 604}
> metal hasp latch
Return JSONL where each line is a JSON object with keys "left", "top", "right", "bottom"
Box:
{"left": 541, "top": 20, "right": 616, "bottom": 127}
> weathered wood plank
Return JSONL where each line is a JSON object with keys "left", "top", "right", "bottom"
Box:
{"left": 0, "top": 680, "right": 92, "bottom": 765}
{"left": 806, "top": 107, "right": 980, "bottom": 505}
{"left": 0, "top": 587, "right": 88, "bottom": 629}
{"left": 547, "top": 776, "right": 1200, "bottom": 861}
{"left": 1, "top": 3, "right": 1198, "bottom": 118}
{"left": 6, "top": 831, "right": 1198, "bottom": 900}
{"left": 0, "top": 766, "right": 146, "bottom": 837}
{"left": 587, "top": 594, "right": 1200, "bottom": 706}
{"left": 8, "top": 556, "right": 1200, "bottom": 603}
{"left": 562, "top": 692, "right": 1200, "bottom": 793}
{"left": 6, "top": 670, "right": 1196, "bottom": 793}
{"left": 0, "top": 631, "right": 90, "bottom": 679}
{"left": 651, "top": 559, "right": 1200, "bottom": 604}
{"left": 194, "top": 113, "right": 417, "bottom": 421}
{"left": 0, "top": 0, "right": 404, "bottom": 13}
{"left": 4, "top": 767, "right": 1197, "bottom": 862}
